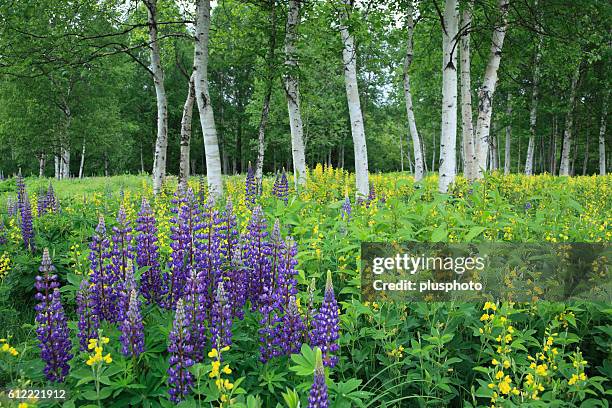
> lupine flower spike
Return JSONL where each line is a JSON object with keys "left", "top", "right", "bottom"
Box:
{"left": 76, "top": 279, "right": 99, "bottom": 351}
{"left": 120, "top": 289, "right": 145, "bottom": 358}
{"left": 167, "top": 299, "right": 195, "bottom": 402}
{"left": 310, "top": 271, "right": 340, "bottom": 367}
{"left": 308, "top": 348, "right": 329, "bottom": 408}
{"left": 35, "top": 249, "right": 72, "bottom": 382}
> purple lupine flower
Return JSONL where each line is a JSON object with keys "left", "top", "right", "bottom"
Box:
{"left": 135, "top": 198, "right": 163, "bottom": 304}
{"left": 217, "top": 199, "right": 246, "bottom": 318}
{"left": 46, "top": 183, "right": 58, "bottom": 213}
{"left": 16, "top": 172, "right": 25, "bottom": 208}
{"left": 20, "top": 190, "right": 35, "bottom": 251}
{"left": 183, "top": 269, "right": 207, "bottom": 363}
{"left": 365, "top": 183, "right": 376, "bottom": 208}
{"left": 277, "top": 296, "right": 306, "bottom": 356}
{"left": 37, "top": 187, "right": 48, "bottom": 216}
{"left": 308, "top": 349, "right": 329, "bottom": 408}
{"left": 120, "top": 289, "right": 145, "bottom": 358}
{"left": 0, "top": 218, "right": 7, "bottom": 245}
{"left": 89, "top": 216, "right": 115, "bottom": 322}
{"left": 164, "top": 188, "right": 200, "bottom": 309}
{"left": 167, "top": 299, "right": 194, "bottom": 403}
{"left": 117, "top": 260, "right": 137, "bottom": 323}
{"left": 210, "top": 281, "right": 233, "bottom": 352}
{"left": 109, "top": 205, "right": 133, "bottom": 283}
{"left": 341, "top": 195, "right": 351, "bottom": 221}
{"left": 195, "top": 196, "right": 223, "bottom": 311}
{"left": 272, "top": 169, "right": 289, "bottom": 204}
{"left": 245, "top": 161, "right": 257, "bottom": 208}
{"left": 242, "top": 206, "right": 271, "bottom": 307}
{"left": 35, "top": 250, "right": 72, "bottom": 382}
{"left": 525, "top": 202, "right": 532, "bottom": 211}
{"left": 276, "top": 236, "right": 299, "bottom": 307}
{"left": 310, "top": 271, "right": 340, "bottom": 368}
{"left": 76, "top": 279, "right": 99, "bottom": 352}
{"left": 258, "top": 299, "right": 281, "bottom": 363}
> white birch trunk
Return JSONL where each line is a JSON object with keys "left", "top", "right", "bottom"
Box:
{"left": 599, "top": 91, "right": 608, "bottom": 175}
{"left": 194, "top": 0, "right": 223, "bottom": 198}
{"left": 340, "top": 0, "right": 369, "bottom": 199}
{"left": 144, "top": 0, "right": 169, "bottom": 195}
{"left": 38, "top": 154, "right": 45, "bottom": 178}
{"left": 61, "top": 147, "right": 70, "bottom": 179}
{"left": 559, "top": 65, "right": 580, "bottom": 176}
{"left": 473, "top": 0, "right": 510, "bottom": 179}
{"left": 284, "top": 0, "right": 307, "bottom": 189}
{"left": 460, "top": 2, "right": 476, "bottom": 180}
{"left": 404, "top": 0, "right": 424, "bottom": 182}
{"left": 79, "top": 140, "right": 85, "bottom": 179}
{"left": 54, "top": 155, "right": 60, "bottom": 179}
{"left": 180, "top": 72, "right": 196, "bottom": 185}
{"left": 439, "top": 0, "right": 459, "bottom": 193}
{"left": 504, "top": 93, "right": 512, "bottom": 175}
{"left": 525, "top": 21, "right": 542, "bottom": 176}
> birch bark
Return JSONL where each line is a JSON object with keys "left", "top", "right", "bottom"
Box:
{"left": 473, "top": 0, "right": 510, "bottom": 179}
{"left": 180, "top": 72, "right": 196, "bottom": 185}
{"left": 460, "top": 2, "right": 475, "bottom": 180}
{"left": 194, "top": 0, "right": 224, "bottom": 198}
{"left": 340, "top": 0, "right": 369, "bottom": 199}
{"left": 559, "top": 65, "right": 580, "bottom": 176}
{"left": 599, "top": 91, "right": 608, "bottom": 175}
{"left": 525, "top": 14, "right": 542, "bottom": 176}
{"left": 439, "top": 0, "right": 459, "bottom": 193}
{"left": 504, "top": 93, "right": 512, "bottom": 175}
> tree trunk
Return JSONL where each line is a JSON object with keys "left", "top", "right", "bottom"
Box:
{"left": 340, "top": 0, "right": 369, "bottom": 199}
{"left": 490, "top": 125, "right": 499, "bottom": 171}
{"left": 180, "top": 72, "right": 196, "bottom": 185}
{"left": 140, "top": 142, "right": 145, "bottom": 174}
{"left": 79, "top": 139, "right": 85, "bottom": 179}
{"left": 504, "top": 93, "right": 512, "bottom": 175}
{"left": 473, "top": 0, "right": 510, "bottom": 179}
{"left": 38, "top": 154, "right": 46, "bottom": 177}
{"left": 194, "top": 0, "right": 223, "bottom": 197}
{"left": 525, "top": 20, "right": 542, "bottom": 175}
{"left": 284, "top": 0, "right": 307, "bottom": 189}
{"left": 460, "top": 2, "right": 476, "bottom": 180}
{"left": 599, "top": 91, "right": 608, "bottom": 175}
{"left": 559, "top": 65, "right": 580, "bottom": 176}
{"left": 551, "top": 115, "right": 558, "bottom": 174}
{"left": 54, "top": 155, "right": 60, "bottom": 179}
{"left": 255, "top": 2, "right": 278, "bottom": 191}
{"left": 61, "top": 146, "right": 70, "bottom": 179}
{"left": 144, "top": 0, "right": 169, "bottom": 195}
{"left": 404, "top": 0, "right": 424, "bottom": 181}
{"left": 438, "top": 0, "right": 459, "bottom": 193}
{"left": 582, "top": 130, "right": 590, "bottom": 175}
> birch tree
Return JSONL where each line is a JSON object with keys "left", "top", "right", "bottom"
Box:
{"left": 504, "top": 93, "right": 512, "bottom": 175}
{"left": 473, "top": 0, "right": 510, "bottom": 179}
{"left": 559, "top": 65, "right": 580, "bottom": 176}
{"left": 340, "top": 0, "right": 369, "bottom": 199}
{"left": 180, "top": 72, "right": 196, "bottom": 185}
{"left": 403, "top": 0, "right": 424, "bottom": 181}
{"left": 599, "top": 91, "right": 608, "bottom": 175}
{"left": 460, "top": 1, "right": 476, "bottom": 180}
{"left": 194, "top": 0, "right": 223, "bottom": 197}
{"left": 255, "top": 1, "right": 278, "bottom": 191}
{"left": 438, "top": 0, "right": 459, "bottom": 193}
{"left": 284, "top": 0, "right": 307, "bottom": 189}
{"left": 525, "top": 5, "right": 543, "bottom": 176}
{"left": 143, "top": 0, "right": 168, "bottom": 195}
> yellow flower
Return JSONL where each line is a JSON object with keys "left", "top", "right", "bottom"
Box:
{"left": 481, "top": 313, "right": 490, "bottom": 321}
{"left": 503, "top": 360, "right": 510, "bottom": 369}
{"left": 492, "top": 358, "right": 499, "bottom": 366}
{"left": 495, "top": 370, "right": 504, "bottom": 380}
{"left": 535, "top": 364, "right": 548, "bottom": 377}
{"left": 498, "top": 380, "right": 511, "bottom": 395}
{"left": 208, "top": 348, "right": 219, "bottom": 359}
{"left": 222, "top": 365, "right": 232, "bottom": 375}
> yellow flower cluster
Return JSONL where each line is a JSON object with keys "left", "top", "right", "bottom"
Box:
{"left": 208, "top": 346, "right": 234, "bottom": 405}
{"left": 0, "top": 338, "right": 19, "bottom": 356}
{"left": 0, "top": 253, "right": 10, "bottom": 279}
{"left": 86, "top": 337, "right": 112, "bottom": 366}
{"left": 387, "top": 345, "right": 405, "bottom": 359}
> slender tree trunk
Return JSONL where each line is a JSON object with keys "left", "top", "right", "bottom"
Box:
{"left": 194, "top": 0, "right": 223, "bottom": 197}
{"left": 54, "top": 155, "right": 60, "bottom": 179}
{"left": 525, "top": 22, "right": 542, "bottom": 175}
{"left": 490, "top": 125, "right": 499, "bottom": 171}
{"left": 439, "top": 0, "right": 459, "bottom": 192}
{"left": 504, "top": 93, "right": 512, "bottom": 175}
{"left": 460, "top": 2, "right": 476, "bottom": 180}
{"left": 140, "top": 142, "right": 145, "bottom": 174}
{"left": 284, "top": 0, "right": 307, "bottom": 189}
{"left": 180, "top": 72, "right": 196, "bottom": 185}
{"left": 340, "top": 0, "right": 369, "bottom": 199}
{"left": 144, "top": 0, "right": 169, "bottom": 195}
{"left": 473, "top": 0, "right": 510, "bottom": 179}
{"left": 551, "top": 115, "right": 558, "bottom": 174}
{"left": 559, "top": 65, "right": 580, "bottom": 176}
{"left": 255, "top": 1, "right": 277, "bottom": 191}
{"left": 404, "top": 0, "right": 424, "bottom": 181}
{"left": 79, "top": 139, "right": 85, "bottom": 179}
{"left": 38, "top": 154, "right": 45, "bottom": 177}
{"left": 61, "top": 146, "right": 70, "bottom": 179}
{"left": 599, "top": 91, "right": 608, "bottom": 175}
{"left": 104, "top": 152, "right": 109, "bottom": 177}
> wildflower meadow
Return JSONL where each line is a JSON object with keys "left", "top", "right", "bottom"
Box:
{"left": 0, "top": 166, "right": 610, "bottom": 407}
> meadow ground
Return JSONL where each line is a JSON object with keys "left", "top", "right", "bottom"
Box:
{"left": 0, "top": 167, "right": 610, "bottom": 407}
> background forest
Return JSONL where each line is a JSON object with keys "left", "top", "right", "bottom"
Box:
{"left": 0, "top": 0, "right": 609, "bottom": 185}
